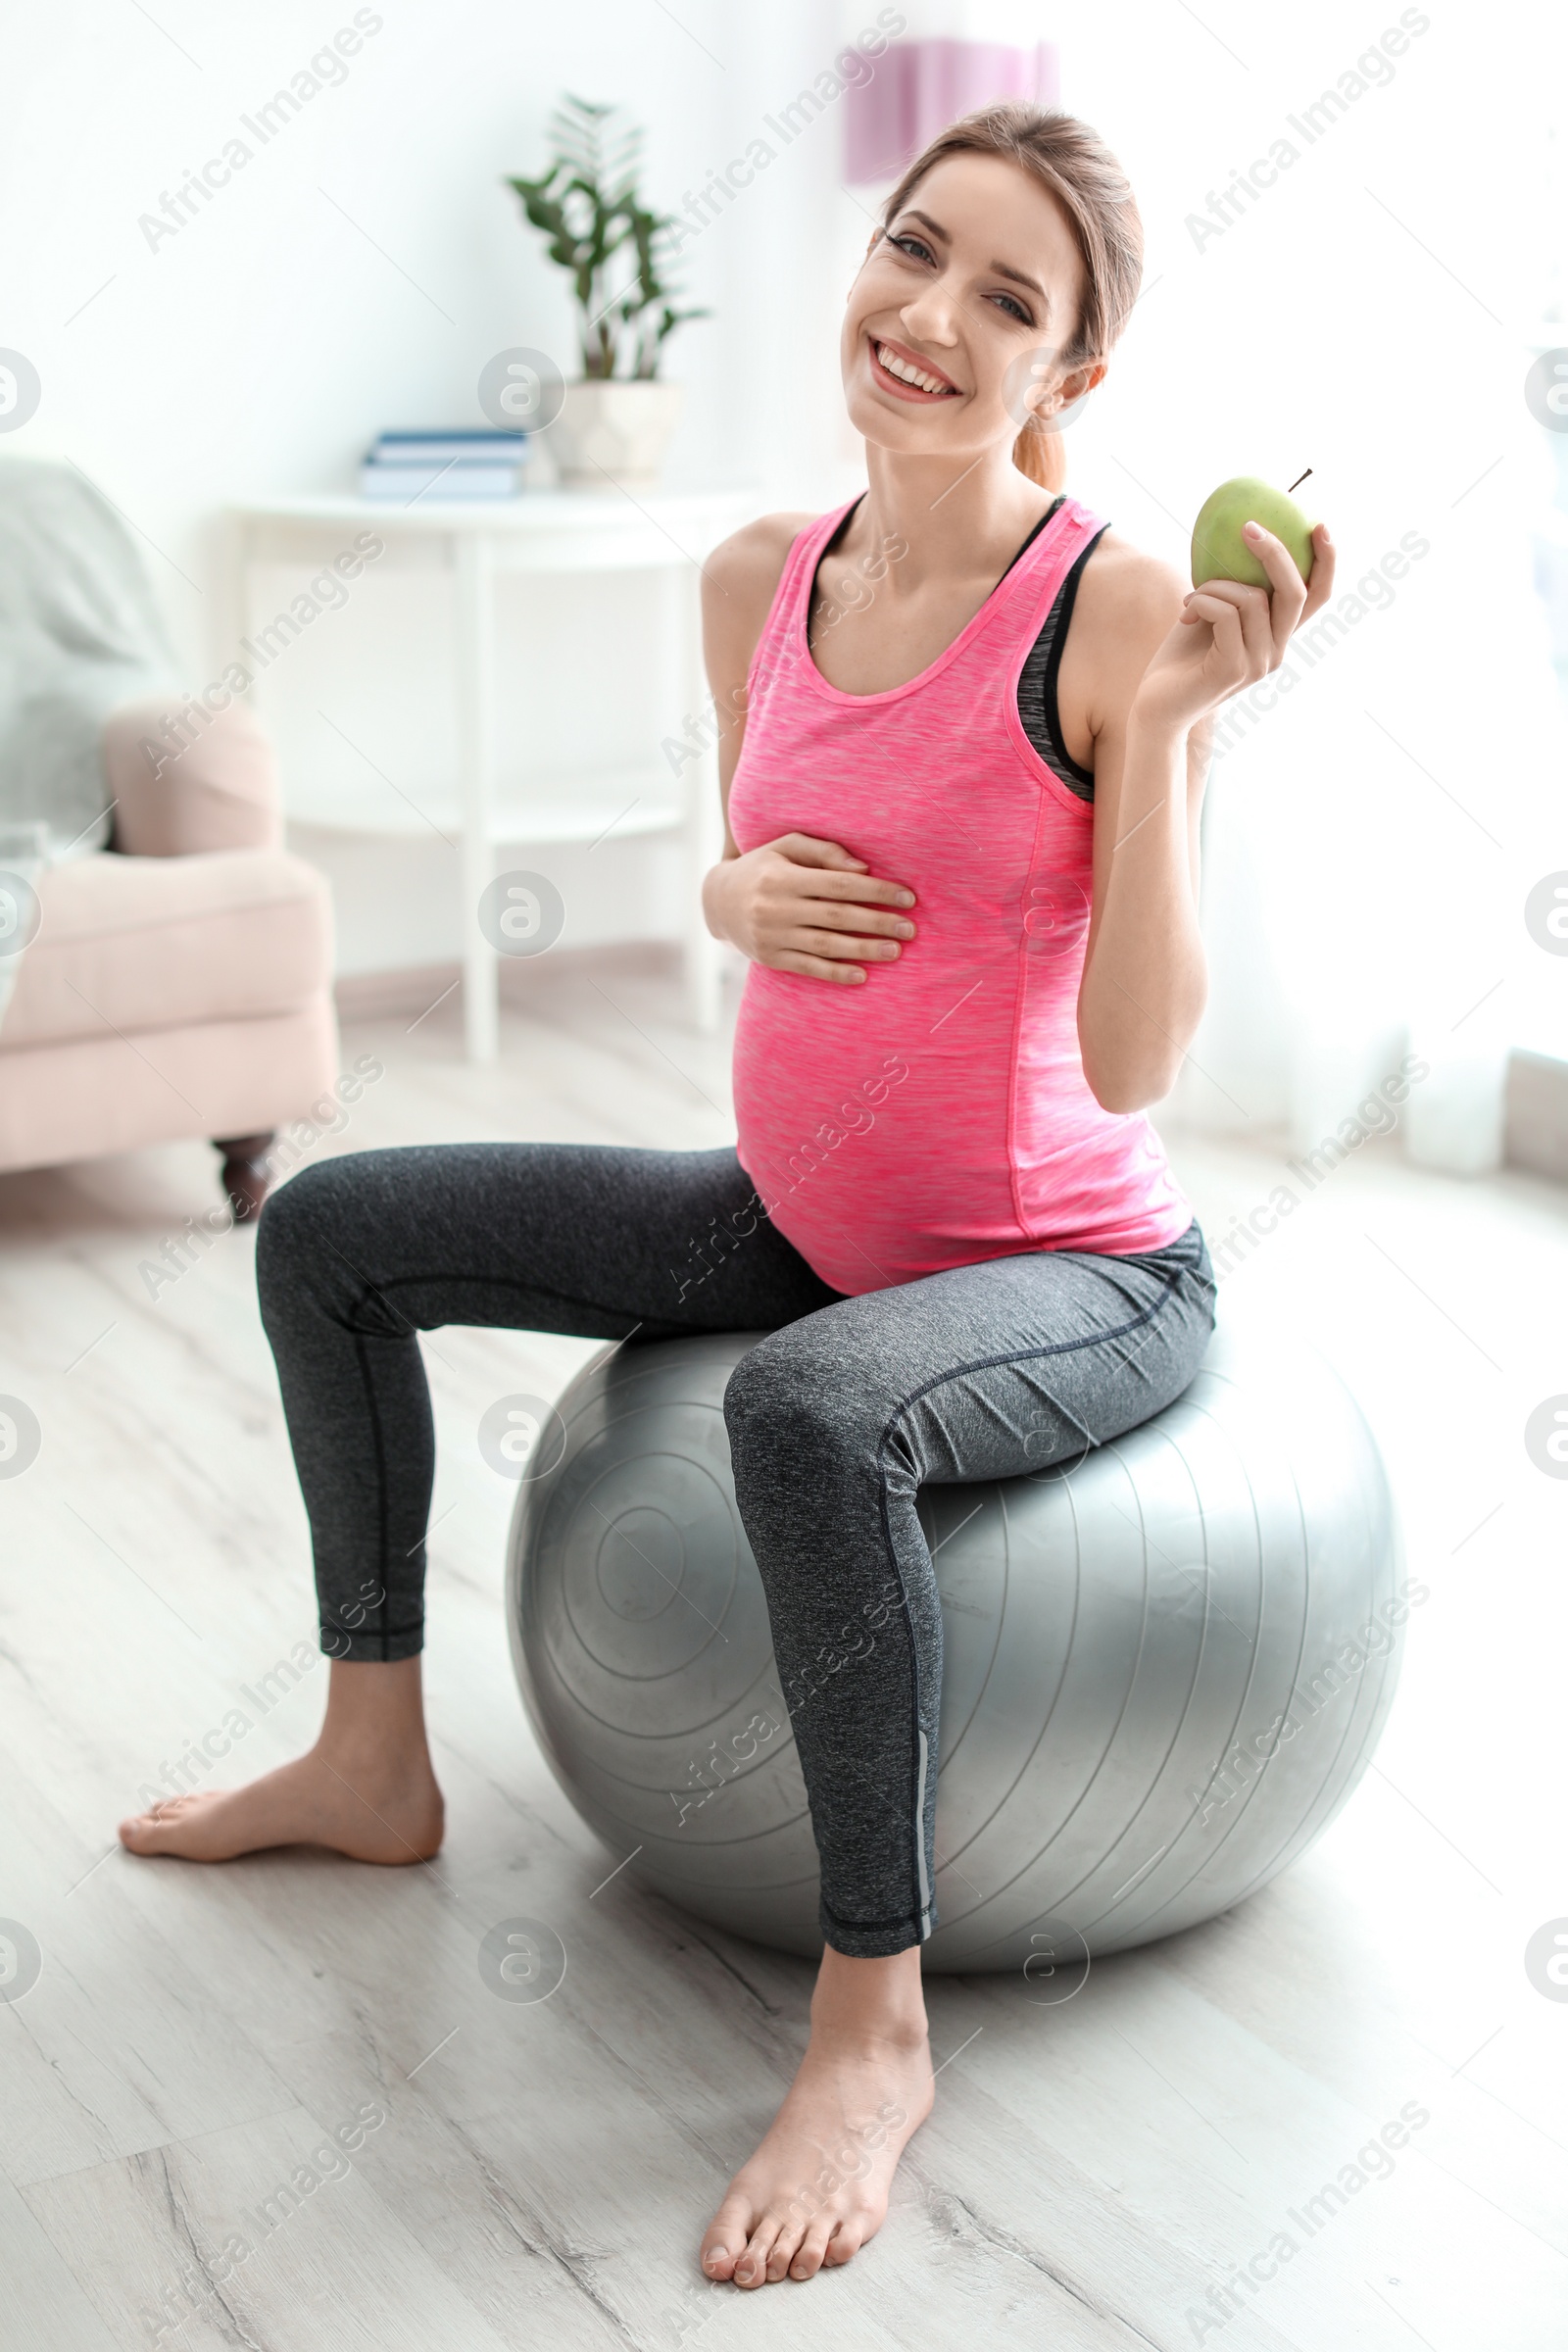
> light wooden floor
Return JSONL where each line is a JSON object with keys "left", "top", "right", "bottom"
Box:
{"left": 2, "top": 947, "right": 1564, "bottom": 2352}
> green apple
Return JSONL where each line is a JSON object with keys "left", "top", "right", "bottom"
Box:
{"left": 1191, "top": 476, "right": 1316, "bottom": 591}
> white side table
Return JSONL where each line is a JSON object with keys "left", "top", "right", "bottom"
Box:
{"left": 226, "top": 489, "right": 759, "bottom": 1060}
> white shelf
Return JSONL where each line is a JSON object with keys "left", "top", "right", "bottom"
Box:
{"left": 230, "top": 492, "right": 744, "bottom": 1056}
{"left": 285, "top": 766, "right": 682, "bottom": 847}
{"left": 241, "top": 487, "right": 758, "bottom": 529}
{"left": 236, "top": 489, "right": 761, "bottom": 575}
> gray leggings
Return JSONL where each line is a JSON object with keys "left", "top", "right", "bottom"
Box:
{"left": 256, "top": 1145, "right": 1214, "bottom": 1958}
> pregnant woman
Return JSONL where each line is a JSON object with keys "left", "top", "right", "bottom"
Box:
{"left": 121, "top": 105, "right": 1335, "bottom": 2288}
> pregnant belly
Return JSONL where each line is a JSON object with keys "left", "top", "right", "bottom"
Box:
{"left": 729, "top": 959, "right": 1025, "bottom": 1294}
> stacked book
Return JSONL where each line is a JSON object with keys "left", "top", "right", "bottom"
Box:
{"left": 361, "top": 428, "right": 529, "bottom": 501}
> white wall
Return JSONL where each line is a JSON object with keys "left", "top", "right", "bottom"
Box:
{"left": 0, "top": 3, "right": 753, "bottom": 968}
{"left": 5, "top": 0, "right": 888, "bottom": 975}
{"left": 9, "top": 1, "right": 739, "bottom": 638}
{"left": 1054, "top": 2, "right": 1566, "bottom": 1129}
{"left": 7, "top": 0, "right": 1563, "bottom": 1062}
{"left": 4, "top": 0, "right": 892, "bottom": 627}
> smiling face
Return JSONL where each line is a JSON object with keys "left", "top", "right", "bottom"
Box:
{"left": 842, "top": 151, "right": 1101, "bottom": 464}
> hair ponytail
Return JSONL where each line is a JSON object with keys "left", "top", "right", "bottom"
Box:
{"left": 1011, "top": 414, "right": 1066, "bottom": 493}
{"left": 878, "top": 104, "right": 1143, "bottom": 489}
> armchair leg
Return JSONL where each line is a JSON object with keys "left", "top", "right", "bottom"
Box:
{"left": 214, "top": 1132, "right": 275, "bottom": 1221}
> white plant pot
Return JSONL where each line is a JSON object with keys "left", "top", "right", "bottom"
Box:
{"left": 549, "top": 379, "right": 684, "bottom": 492}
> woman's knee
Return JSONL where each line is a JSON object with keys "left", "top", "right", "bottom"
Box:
{"left": 255, "top": 1154, "right": 379, "bottom": 1325}
{"left": 723, "top": 1323, "right": 881, "bottom": 1477}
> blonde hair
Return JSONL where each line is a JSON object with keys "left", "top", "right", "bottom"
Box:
{"left": 878, "top": 104, "right": 1143, "bottom": 492}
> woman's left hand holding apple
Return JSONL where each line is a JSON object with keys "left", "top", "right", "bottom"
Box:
{"left": 1131, "top": 519, "right": 1337, "bottom": 735}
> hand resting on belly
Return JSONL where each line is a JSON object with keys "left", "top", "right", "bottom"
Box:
{"left": 703, "top": 831, "right": 918, "bottom": 987}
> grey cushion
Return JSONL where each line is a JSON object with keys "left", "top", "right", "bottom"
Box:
{"left": 0, "top": 455, "right": 179, "bottom": 863}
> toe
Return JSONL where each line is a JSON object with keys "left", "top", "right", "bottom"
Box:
{"left": 733, "top": 2217, "right": 782, "bottom": 2289}
{"left": 119, "top": 1805, "right": 178, "bottom": 1852}
{"left": 765, "top": 2216, "right": 807, "bottom": 2282}
{"left": 119, "top": 1794, "right": 213, "bottom": 1856}
{"left": 700, "top": 2194, "right": 753, "bottom": 2283}
{"left": 789, "top": 2216, "right": 836, "bottom": 2280}
{"left": 823, "top": 2218, "right": 866, "bottom": 2268}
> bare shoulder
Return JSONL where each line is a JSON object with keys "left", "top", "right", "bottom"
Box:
{"left": 702, "top": 513, "right": 817, "bottom": 793}
{"left": 1066, "top": 527, "right": 1216, "bottom": 767}
{"left": 1074, "top": 528, "right": 1187, "bottom": 656}
{"left": 1067, "top": 531, "right": 1189, "bottom": 733}
{"left": 702, "top": 511, "right": 816, "bottom": 629}
{"left": 701, "top": 511, "right": 817, "bottom": 702}
{"left": 1055, "top": 527, "right": 1191, "bottom": 753}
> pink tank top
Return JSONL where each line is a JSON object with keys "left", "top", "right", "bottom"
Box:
{"left": 727, "top": 494, "right": 1194, "bottom": 1297}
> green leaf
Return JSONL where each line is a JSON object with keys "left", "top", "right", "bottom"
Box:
{"left": 507, "top": 95, "right": 709, "bottom": 378}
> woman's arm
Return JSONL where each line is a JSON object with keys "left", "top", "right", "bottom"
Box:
{"left": 699, "top": 512, "right": 808, "bottom": 825}
{"left": 698, "top": 518, "right": 918, "bottom": 985}
{"left": 1069, "top": 520, "right": 1336, "bottom": 1112}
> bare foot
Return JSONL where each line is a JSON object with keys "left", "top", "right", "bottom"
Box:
{"left": 700, "top": 1946, "right": 935, "bottom": 2286}
{"left": 118, "top": 1655, "right": 443, "bottom": 1865}
{"left": 119, "top": 1747, "right": 443, "bottom": 1863}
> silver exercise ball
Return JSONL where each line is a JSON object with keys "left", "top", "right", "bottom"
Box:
{"left": 505, "top": 1306, "right": 1405, "bottom": 1972}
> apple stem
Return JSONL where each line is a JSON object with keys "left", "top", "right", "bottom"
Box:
{"left": 1287, "top": 468, "right": 1313, "bottom": 494}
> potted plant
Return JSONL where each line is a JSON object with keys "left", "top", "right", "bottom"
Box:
{"left": 507, "top": 96, "right": 707, "bottom": 491}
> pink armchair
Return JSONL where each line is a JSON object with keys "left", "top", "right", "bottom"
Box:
{"left": 0, "top": 694, "right": 337, "bottom": 1212}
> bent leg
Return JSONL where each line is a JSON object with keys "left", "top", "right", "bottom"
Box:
{"left": 121, "top": 1142, "right": 837, "bottom": 1867}
{"left": 702, "top": 1227, "right": 1214, "bottom": 2287}
{"left": 724, "top": 1223, "right": 1215, "bottom": 1956}
{"left": 255, "top": 1142, "right": 840, "bottom": 1660}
